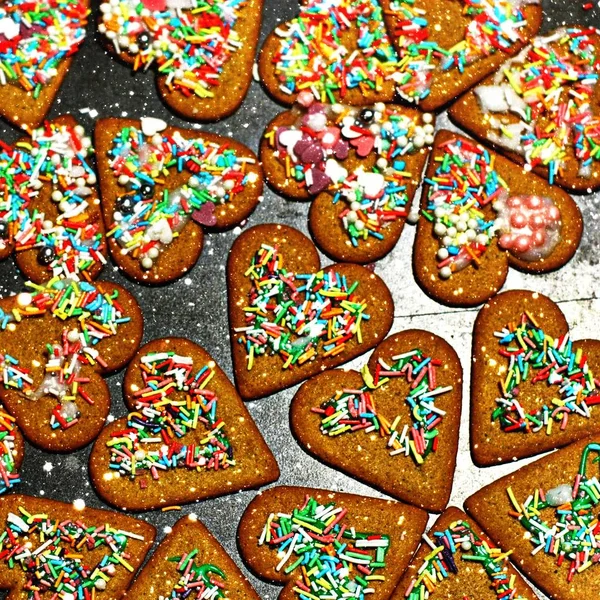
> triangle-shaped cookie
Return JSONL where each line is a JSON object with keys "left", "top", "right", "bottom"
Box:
{"left": 290, "top": 329, "right": 462, "bottom": 512}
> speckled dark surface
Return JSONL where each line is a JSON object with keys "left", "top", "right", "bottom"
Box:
{"left": 0, "top": 1, "right": 598, "bottom": 599}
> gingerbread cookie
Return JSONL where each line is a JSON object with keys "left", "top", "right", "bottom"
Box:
{"left": 290, "top": 329, "right": 462, "bottom": 512}
{"left": 98, "top": 0, "right": 263, "bottom": 121}
{"left": 227, "top": 223, "right": 394, "bottom": 400}
{"left": 0, "top": 410, "right": 24, "bottom": 495}
{"left": 393, "top": 506, "right": 537, "bottom": 600}
{"left": 465, "top": 436, "right": 600, "bottom": 600}
{"left": 95, "top": 117, "right": 262, "bottom": 284}
{"left": 450, "top": 27, "right": 600, "bottom": 192}
{"left": 237, "top": 486, "right": 428, "bottom": 600}
{"left": 0, "top": 277, "right": 143, "bottom": 451}
{"left": 0, "top": 115, "right": 106, "bottom": 283}
{"left": 0, "top": 0, "right": 89, "bottom": 131}
{"left": 90, "top": 337, "right": 279, "bottom": 511}
{"left": 260, "top": 98, "right": 433, "bottom": 263}
{"left": 413, "top": 130, "right": 583, "bottom": 307}
{"left": 126, "top": 514, "right": 261, "bottom": 599}
{"left": 471, "top": 289, "right": 600, "bottom": 467}
{"left": 380, "top": 0, "right": 542, "bottom": 111}
{"left": 0, "top": 493, "right": 155, "bottom": 599}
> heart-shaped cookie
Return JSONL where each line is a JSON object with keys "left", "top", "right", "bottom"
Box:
{"left": 98, "top": 0, "right": 263, "bottom": 121}
{"left": 0, "top": 277, "right": 143, "bottom": 452}
{"left": 0, "top": 410, "right": 24, "bottom": 495}
{"left": 392, "top": 506, "right": 537, "bottom": 600}
{"left": 450, "top": 27, "right": 600, "bottom": 192}
{"left": 95, "top": 117, "right": 262, "bottom": 285}
{"left": 471, "top": 289, "right": 600, "bottom": 466}
{"left": 379, "top": 0, "right": 542, "bottom": 111}
{"left": 0, "top": 493, "right": 155, "bottom": 599}
{"left": 90, "top": 337, "right": 279, "bottom": 511}
{"left": 0, "top": 0, "right": 89, "bottom": 131}
{"left": 260, "top": 99, "right": 433, "bottom": 263}
{"left": 413, "top": 130, "right": 583, "bottom": 307}
{"left": 237, "top": 486, "right": 428, "bottom": 600}
{"left": 227, "top": 223, "right": 394, "bottom": 400}
{"left": 290, "top": 329, "right": 462, "bottom": 512}
{"left": 465, "top": 436, "right": 600, "bottom": 600}
{"left": 126, "top": 514, "right": 261, "bottom": 599}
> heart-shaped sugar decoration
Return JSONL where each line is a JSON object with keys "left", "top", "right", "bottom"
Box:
{"left": 350, "top": 134, "right": 375, "bottom": 157}
{"left": 192, "top": 202, "right": 217, "bottom": 226}
{"left": 140, "top": 116, "right": 167, "bottom": 137}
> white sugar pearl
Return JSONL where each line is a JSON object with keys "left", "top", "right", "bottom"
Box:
{"left": 76, "top": 177, "right": 86, "bottom": 188}
{"left": 374, "top": 102, "right": 386, "bottom": 112}
{"left": 461, "top": 540, "right": 472, "bottom": 551}
{"left": 423, "top": 124, "right": 434, "bottom": 135}
{"left": 59, "top": 201, "right": 71, "bottom": 213}
{"left": 369, "top": 124, "right": 381, "bottom": 135}
{"left": 141, "top": 257, "right": 153, "bottom": 270}
{"left": 456, "top": 221, "right": 467, "bottom": 232}
{"left": 87, "top": 173, "right": 97, "bottom": 185}
{"left": 82, "top": 137, "right": 92, "bottom": 149}
{"left": 437, "top": 248, "right": 449, "bottom": 260}
{"left": 439, "top": 266, "right": 452, "bottom": 279}
{"left": 98, "top": 23, "right": 107, "bottom": 34}
{"left": 468, "top": 218, "right": 478, "bottom": 229}
{"left": 152, "top": 134, "right": 163, "bottom": 146}
{"left": 397, "top": 136, "right": 408, "bottom": 147}
{"left": 413, "top": 136, "right": 425, "bottom": 149}
{"left": 118, "top": 36, "right": 129, "bottom": 48}
{"left": 422, "top": 113, "right": 433, "bottom": 124}
{"left": 446, "top": 226, "right": 457, "bottom": 238}
{"left": 105, "top": 30, "right": 116, "bottom": 40}
{"left": 31, "top": 179, "right": 43, "bottom": 190}
{"left": 346, "top": 210, "right": 358, "bottom": 223}
{"left": 355, "top": 220, "right": 365, "bottom": 231}
{"left": 442, "top": 236, "right": 453, "bottom": 247}
{"left": 168, "top": 42, "right": 178, "bottom": 53}
{"left": 376, "top": 158, "right": 387, "bottom": 169}
{"left": 424, "top": 134, "right": 434, "bottom": 146}
{"left": 43, "top": 220, "right": 53, "bottom": 230}
{"left": 414, "top": 126, "right": 424, "bottom": 137}
{"left": 350, "top": 202, "right": 361, "bottom": 211}
{"left": 215, "top": 187, "right": 226, "bottom": 198}
{"left": 74, "top": 125, "right": 85, "bottom": 136}
{"left": 449, "top": 214, "right": 460, "bottom": 224}
{"left": 129, "top": 43, "right": 139, "bottom": 55}
{"left": 224, "top": 179, "right": 235, "bottom": 191}
{"left": 51, "top": 154, "right": 61, "bottom": 166}
{"left": 174, "top": 69, "right": 185, "bottom": 79}
{"left": 16, "top": 293, "right": 32, "bottom": 307}
{"left": 100, "top": 3, "right": 112, "bottom": 13}
{"left": 148, "top": 247, "right": 160, "bottom": 259}
{"left": 94, "top": 579, "right": 107, "bottom": 591}
{"left": 466, "top": 229, "right": 476, "bottom": 241}
{"left": 434, "top": 207, "right": 446, "bottom": 219}
{"left": 188, "top": 176, "right": 200, "bottom": 188}
{"left": 67, "top": 329, "right": 79, "bottom": 343}
{"left": 407, "top": 209, "right": 420, "bottom": 224}
{"left": 476, "top": 234, "right": 489, "bottom": 245}
{"left": 433, "top": 223, "right": 446, "bottom": 237}
{"left": 134, "top": 449, "right": 146, "bottom": 461}
{"left": 332, "top": 104, "right": 344, "bottom": 114}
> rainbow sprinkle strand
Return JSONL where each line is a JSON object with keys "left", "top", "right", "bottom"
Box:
{"left": 271, "top": 0, "right": 401, "bottom": 101}
{"left": 0, "top": 122, "right": 104, "bottom": 280}
{"left": 165, "top": 556, "right": 226, "bottom": 600}
{"left": 98, "top": 0, "right": 244, "bottom": 100}
{"left": 474, "top": 27, "right": 600, "bottom": 183}
{"left": 313, "top": 348, "right": 452, "bottom": 464}
{"left": 493, "top": 312, "right": 600, "bottom": 435}
{"left": 0, "top": 506, "right": 142, "bottom": 598}
{"left": 508, "top": 443, "right": 600, "bottom": 583}
{"left": 107, "top": 352, "right": 233, "bottom": 485}
{"left": 108, "top": 125, "right": 256, "bottom": 270}
{"left": 0, "top": 278, "right": 130, "bottom": 431}
{"left": 0, "top": 410, "right": 20, "bottom": 494}
{"left": 236, "top": 244, "right": 369, "bottom": 371}
{"left": 0, "top": 0, "right": 88, "bottom": 93}
{"left": 389, "top": 0, "right": 533, "bottom": 103}
{"left": 405, "top": 520, "right": 526, "bottom": 599}
{"left": 260, "top": 495, "right": 390, "bottom": 599}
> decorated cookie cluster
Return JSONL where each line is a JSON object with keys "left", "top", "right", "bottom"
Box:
{"left": 0, "top": 410, "right": 19, "bottom": 494}
{"left": 0, "top": 0, "right": 88, "bottom": 92}
{"left": 260, "top": 496, "right": 390, "bottom": 598}
{"left": 426, "top": 137, "right": 562, "bottom": 280}
{"left": 508, "top": 443, "right": 600, "bottom": 583}
{"left": 0, "top": 278, "right": 130, "bottom": 431}
{"left": 405, "top": 519, "right": 527, "bottom": 599}
{"left": 236, "top": 244, "right": 369, "bottom": 370}
{"left": 314, "top": 348, "right": 452, "bottom": 464}
{"left": 0, "top": 121, "right": 103, "bottom": 280}
{"left": 167, "top": 556, "right": 226, "bottom": 600}
{"left": 390, "top": 0, "right": 536, "bottom": 103}
{"left": 271, "top": 0, "right": 400, "bottom": 100}
{"left": 269, "top": 95, "right": 434, "bottom": 246}
{"left": 494, "top": 312, "right": 599, "bottom": 435}
{"left": 107, "top": 352, "right": 233, "bottom": 485}
{"left": 98, "top": 0, "right": 244, "bottom": 100}
{"left": 107, "top": 118, "right": 256, "bottom": 270}
{"left": 1, "top": 507, "right": 141, "bottom": 596}
{"left": 474, "top": 27, "right": 600, "bottom": 182}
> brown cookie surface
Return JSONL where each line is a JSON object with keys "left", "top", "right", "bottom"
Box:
{"left": 95, "top": 117, "right": 262, "bottom": 285}
{"left": 392, "top": 506, "right": 538, "bottom": 600}
{"left": 471, "top": 289, "right": 600, "bottom": 466}
{"left": 227, "top": 223, "right": 394, "bottom": 400}
{"left": 126, "top": 514, "right": 261, "bottom": 600}
{"left": 290, "top": 329, "right": 462, "bottom": 512}
{"left": 237, "top": 485, "right": 428, "bottom": 599}
{"left": 413, "top": 130, "right": 583, "bottom": 307}
{"left": 0, "top": 493, "right": 155, "bottom": 600}
{"left": 465, "top": 436, "right": 600, "bottom": 600}
{"left": 449, "top": 27, "right": 600, "bottom": 192}
{"left": 90, "top": 337, "right": 279, "bottom": 511}
{"left": 0, "top": 279, "right": 143, "bottom": 452}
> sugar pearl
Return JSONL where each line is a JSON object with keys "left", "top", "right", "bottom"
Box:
{"left": 439, "top": 266, "right": 452, "bottom": 279}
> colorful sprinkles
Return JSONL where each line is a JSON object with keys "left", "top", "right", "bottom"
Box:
{"left": 0, "top": 0, "right": 88, "bottom": 93}
{"left": 508, "top": 443, "right": 600, "bottom": 583}
{"left": 312, "top": 348, "right": 452, "bottom": 464}
{"left": 404, "top": 519, "right": 527, "bottom": 599}
{"left": 107, "top": 121, "right": 256, "bottom": 270}
{"left": 0, "top": 506, "right": 143, "bottom": 598}
{"left": 260, "top": 495, "right": 390, "bottom": 599}
{"left": 0, "top": 121, "right": 103, "bottom": 280}
{"left": 0, "top": 277, "right": 130, "bottom": 431}
{"left": 236, "top": 244, "right": 369, "bottom": 371}
{"left": 493, "top": 312, "right": 600, "bottom": 435}
{"left": 165, "top": 555, "right": 226, "bottom": 600}
{"left": 0, "top": 410, "right": 19, "bottom": 494}
{"left": 107, "top": 352, "right": 233, "bottom": 485}
{"left": 98, "top": 0, "right": 245, "bottom": 100}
